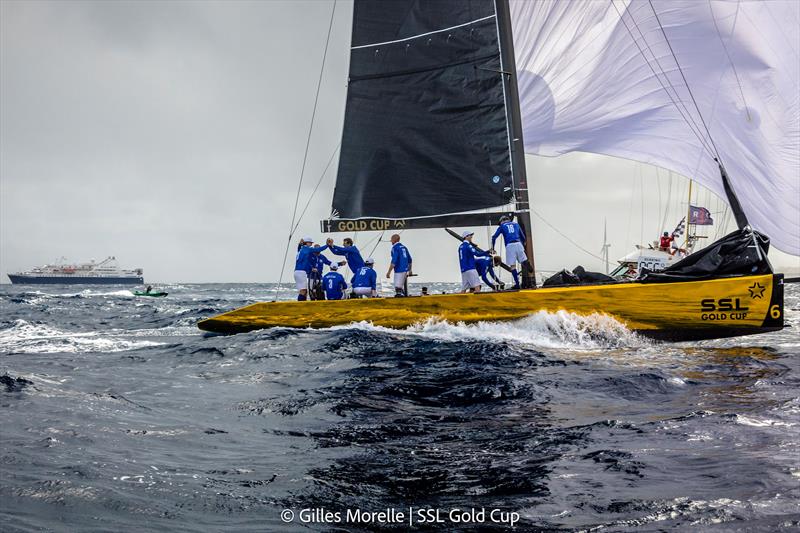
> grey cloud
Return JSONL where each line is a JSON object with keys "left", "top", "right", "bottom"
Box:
{"left": 2, "top": 0, "right": 796, "bottom": 284}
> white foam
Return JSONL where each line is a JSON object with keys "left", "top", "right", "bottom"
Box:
{"left": 10, "top": 289, "right": 138, "bottom": 306}
{"left": 330, "top": 310, "right": 644, "bottom": 350}
{"left": 734, "top": 414, "right": 797, "bottom": 428}
{"left": 124, "top": 325, "right": 200, "bottom": 337}
{"left": 0, "top": 320, "right": 163, "bottom": 354}
{"left": 86, "top": 289, "right": 136, "bottom": 298}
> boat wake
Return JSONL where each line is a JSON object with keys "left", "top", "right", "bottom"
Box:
{"left": 330, "top": 310, "right": 645, "bottom": 350}
{"left": 0, "top": 320, "right": 163, "bottom": 354}
{"left": 6, "top": 289, "right": 136, "bottom": 303}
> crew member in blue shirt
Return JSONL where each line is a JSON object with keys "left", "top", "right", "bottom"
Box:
{"left": 459, "top": 231, "right": 490, "bottom": 293}
{"left": 308, "top": 248, "right": 333, "bottom": 300}
{"left": 326, "top": 237, "right": 365, "bottom": 282}
{"left": 385, "top": 234, "right": 412, "bottom": 297}
{"left": 322, "top": 264, "right": 348, "bottom": 300}
{"left": 491, "top": 215, "right": 533, "bottom": 289}
{"left": 352, "top": 258, "right": 378, "bottom": 298}
{"left": 294, "top": 237, "right": 328, "bottom": 301}
{"left": 476, "top": 255, "right": 504, "bottom": 291}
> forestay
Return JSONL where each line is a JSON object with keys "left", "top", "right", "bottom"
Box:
{"left": 510, "top": 0, "right": 799, "bottom": 255}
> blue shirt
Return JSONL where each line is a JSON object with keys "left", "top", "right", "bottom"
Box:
{"left": 475, "top": 256, "right": 493, "bottom": 276}
{"left": 492, "top": 221, "right": 526, "bottom": 248}
{"left": 390, "top": 242, "right": 412, "bottom": 273}
{"left": 295, "top": 244, "right": 328, "bottom": 272}
{"left": 458, "top": 241, "right": 488, "bottom": 272}
{"left": 322, "top": 271, "right": 347, "bottom": 300}
{"left": 352, "top": 266, "right": 377, "bottom": 289}
{"left": 313, "top": 253, "right": 331, "bottom": 273}
{"left": 328, "top": 244, "right": 365, "bottom": 271}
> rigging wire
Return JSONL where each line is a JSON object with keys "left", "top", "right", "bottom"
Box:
{"left": 270, "top": 143, "right": 338, "bottom": 298}
{"left": 659, "top": 169, "right": 673, "bottom": 234}
{"left": 531, "top": 209, "right": 607, "bottom": 263}
{"left": 639, "top": 164, "right": 645, "bottom": 245}
{"left": 624, "top": 172, "right": 636, "bottom": 252}
{"left": 274, "top": 0, "right": 338, "bottom": 300}
{"left": 363, "top": 228, "right": 404, "bottom": 260}
{"left": 368, "top": 231, "right": 387, "bottom": 258}
{"left": 656, "top": 167, "right": 662, "bottom": 236}
{"left": 708, "top": 0, "right": 750, "bottom": 122}
{"left": 612, "top": 0, "right": 733, "bottom": 248}
{"left": 610, "top": 0, "right": 717, "bottom": 159}
{"left": 647, "top": 0, "right": 722, "bottom": 163}
{"left": 290, "top": 142, "right": 342, "bottom": 237}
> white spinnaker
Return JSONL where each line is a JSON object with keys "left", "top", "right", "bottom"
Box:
{"left": 510, "top": 0, "right": 799, "bottom": 255}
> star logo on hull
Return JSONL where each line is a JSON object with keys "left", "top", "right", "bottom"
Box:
{"left": 748, "top": 282, "right": 765, "bottom": 299}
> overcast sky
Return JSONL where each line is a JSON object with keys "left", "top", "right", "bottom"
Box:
{"left": 2, "top": 0, "right": 797, "bottom": 284}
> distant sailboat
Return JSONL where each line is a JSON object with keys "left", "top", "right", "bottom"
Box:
{"left": 199, "top": 0, "right": 797, "bottom": 341}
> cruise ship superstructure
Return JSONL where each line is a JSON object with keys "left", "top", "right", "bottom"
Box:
{"left": 8, "top": 257, "right": 144, "bottom": 285}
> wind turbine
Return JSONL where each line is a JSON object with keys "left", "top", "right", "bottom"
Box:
{"left": 600, "top": 219, "right": 611, "bottom": 274}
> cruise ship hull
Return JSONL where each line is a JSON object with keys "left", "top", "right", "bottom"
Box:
{"left": 7, "top": 274, "right": 143, "bottom": 285}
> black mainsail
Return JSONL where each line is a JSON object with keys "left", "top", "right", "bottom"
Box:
{"left": 324, "top": 0, "right": 535, "bottom": 283}
{"left": 328, "top": 0, "right": 519, "bottom": 219}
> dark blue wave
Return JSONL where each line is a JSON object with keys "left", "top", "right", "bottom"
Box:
{"left": 0, "top": 283, "right": 798, "bottom": 532}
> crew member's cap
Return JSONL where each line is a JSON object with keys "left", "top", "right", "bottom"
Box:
{"left": 365, "top": 257, "right": 375, "bottom": 265}
{"left": 302, "top": 236, "right": 314, "bottom": 243}
{"left": 663, "top": 231, "right": 669, "bottom": 236}
{"left": 461, "top": 231, "right": 474, "bottom": 239}
{"left": 330, "top": 264, "right": 338, "bottom": 271}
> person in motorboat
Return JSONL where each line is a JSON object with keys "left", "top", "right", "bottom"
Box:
{"left": 326, "top": 237, "right": 365, "bottom": 283}
{"left": 322, "top": 264, "right": 348, "bottom": 300}
{"left": 352, "top": 258, "right": 378, "bottom": 298}
{"left": 476, "top": 255, "right": 504, "bottom": 291}
{"left": 145, "top": 285, "right": 152, "bottom": 294}
{"left": 385, "top": 234, "right": 412, "bottom": 297}
{"left": 671, "top": 238, "right": 687, "bottom": 257}
{"left": 459, "top": 231, "right": 490, "bottom": 293}
{"left": 294, "top": 237, "right": 328, "bottom": 301}
{"left": 490, "top": 215, "right": 534, "bottom": 289}
{"left": 659, "top": 231, "right": 674, "bottom": 252}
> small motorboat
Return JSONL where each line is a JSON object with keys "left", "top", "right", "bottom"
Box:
{"left": 132, "top": 288, "right": 168, "bottom": 297}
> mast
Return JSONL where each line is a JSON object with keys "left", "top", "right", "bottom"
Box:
{"left": 715, "top": 159, "right": 749, "bottom": 229}
{"left": 495, "top": 0, "right": 536, "bottom": 288}
{"left": 684, "top": 178, "right": 693, "bottom": 250}
{"left": 601, "top": 219, "right": 610, "bottom": 274}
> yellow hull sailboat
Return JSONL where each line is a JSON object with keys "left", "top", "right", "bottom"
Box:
{"left": 199, "top": 274, "right": 785, "bottom": 342}
{"left": 199, "top": 0, "right": 797, "bottom": 341}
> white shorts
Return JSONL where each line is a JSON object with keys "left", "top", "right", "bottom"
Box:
{"left": 353, "top": 286, "right": 376, "bottom": 297}
{"left": 461, "top": 269, "right": 481, "bottom": 291}
{"left": 393, "top": 271, "right": 408, "bottom": 289}
{"left": 505, "top": 242, "right": 527, "bottom": 266}
{"left": 293, "top": 270, "right": 308, "bottom": 291}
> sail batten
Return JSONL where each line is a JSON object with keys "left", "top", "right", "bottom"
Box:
{"left": 351, "top": 14, "right": 496, "bottom": 50}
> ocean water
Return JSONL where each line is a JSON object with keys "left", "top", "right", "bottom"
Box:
{"left": 1, "top": 282, "right": 798, "bottom": 532}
